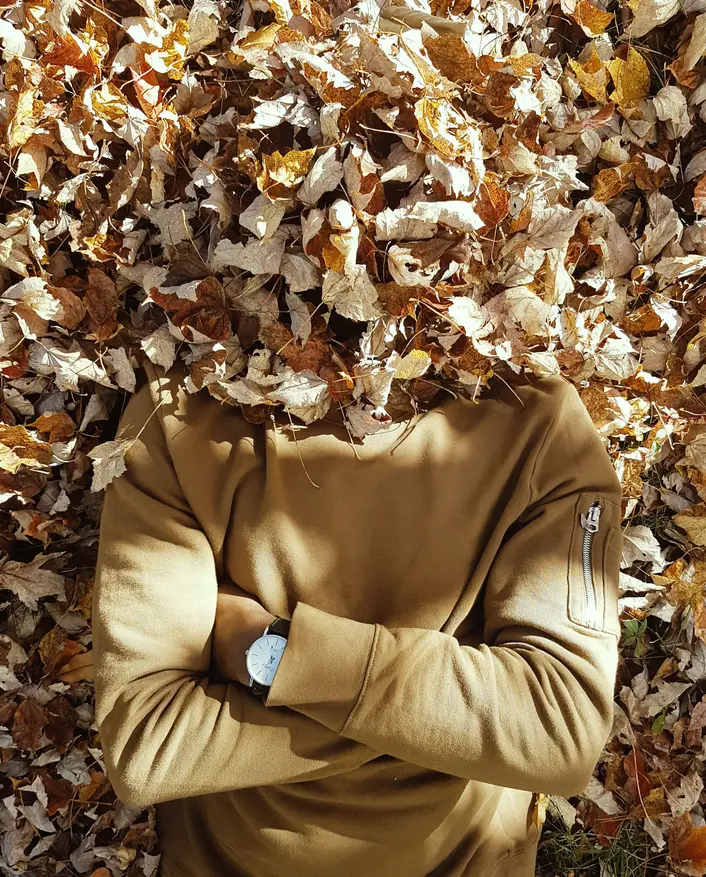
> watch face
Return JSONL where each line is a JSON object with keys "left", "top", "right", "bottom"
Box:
{"left": 246, "top": 634, "right": 287, "bottom": 687}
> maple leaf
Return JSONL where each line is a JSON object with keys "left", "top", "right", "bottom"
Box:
{"left": 674, "top": 505, "right": 706, "bottom": 547}
{"left": 0, "top": 552, "right": 66, "bottom": 610}
{"left": 87, "top": 438, "right": 135, "bottom": 492}
{"left": 28, "top": 412, "right": 76, "bottom": 444}
{"left": 669, "top": 813, "right": 706, "bottom": 873}
{"left": 607, "top": 47, "right": 650, "bottom": 109}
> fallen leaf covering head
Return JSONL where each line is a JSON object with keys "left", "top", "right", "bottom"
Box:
{"left": 1, "top": 0, "right": 706, "bottom": 872}
{"left": 0, "top": 0, "right": 703, "bottom": 445}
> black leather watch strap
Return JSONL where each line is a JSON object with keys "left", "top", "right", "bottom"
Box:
{"left": 267, "top": 617, "right": 291, "bottom": 638}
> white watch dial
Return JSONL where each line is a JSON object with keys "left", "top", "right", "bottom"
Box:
{"left": 246, "top": 634, "right": 287, "bottom": 687}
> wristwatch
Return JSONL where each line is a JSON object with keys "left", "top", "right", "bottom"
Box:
{"left": 245, "top": 617, "right": 290, "bottom": 701}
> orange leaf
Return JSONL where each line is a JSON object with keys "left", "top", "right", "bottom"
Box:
{"left": 475, "top": 177, "right": 510, "bottom": 228}
{"left": 695, "top": 175, "right": 706, "bottom": 215}
{"left": 29, "top": 412, "right": 76, "bottom": 443}
{"left": 670, "top": 813, "right": 706, "bottom": 871}
{"left": 592, "top": 165, "right": 632, "bottom": 201}
{"left": 571, "top": 0, "right": 614, "bottom": 34}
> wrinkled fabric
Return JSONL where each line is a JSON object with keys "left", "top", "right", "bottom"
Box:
{"left": 93, "top": 357, "right": 623, "bottom": 877}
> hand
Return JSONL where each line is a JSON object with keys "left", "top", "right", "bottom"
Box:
{"left": 49, "top": 584, "right": 275, "bottom": 688}
{"left": 212, "top": 581, "right": 277, "bottom": 686}
{"left": 54, "top": 649, "right": 95, "bottom": 683}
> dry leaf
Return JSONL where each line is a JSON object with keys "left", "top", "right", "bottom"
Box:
{"left": 87, "top": 438, "right": 135, "bottom": 492}
{"left": 570, "top": 0, "right": 614, "bottom": 35}
{"left": 608, "top": 47, "right": 650, "bottom": 108}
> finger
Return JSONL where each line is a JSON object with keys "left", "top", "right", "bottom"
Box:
{"left": 57, "top": 665, "right": 95, "bottom": 682}
{"left": 54, "top": 651, "right": 95, "bottom": 679}
{"left": 65, "top": 651, "right": 95, "bottom": 670}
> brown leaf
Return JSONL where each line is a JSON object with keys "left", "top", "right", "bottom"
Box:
{"left": 475, "top": 176, "right": 510, "bottom": 227}
{"left": 484, "top": 72, "right": 520, "bottom": 119}
{"left": 77, "top": 770, "right": 112, "bottom": 803}
{"left": 47, "top": 285, "right": 87, "bottom": 330}
{"left": 516, "top": 112, "right": 541, "bottom": 153}
{"left": 623, "top": 745, "right": 652, "bottom": 800}
{"left": 620, "top": 303, "right": 663, "bottom": 334}
{"left": 39, "top": 771, "right": 74, "bottom": 816}
{"left": 44, "top": 695, "right": 78, "bottom": 753}
{"left": 168, "top": 277, "right": 231, "bottom": 342}
{"left": 423, "top": 31, "right": 483, "bottom": 85}
{"left": 592, "top": 165, "right": 632, "bottom": 202}
{"left": 85, "top": 268, "right": 120, "bottom": 341}
{"left": 12, "top": 697, "right": 46, "bottom": 752}
{"left": 375, "top": 282, "right": 426, "bottom": 317}
{"left": 29, "top": 412, "right": 76, "bottom": 443}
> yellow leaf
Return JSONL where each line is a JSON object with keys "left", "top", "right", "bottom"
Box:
{"left": 608, "top": 47, "right": 650, "bottom": 108}
{"left": 415, "top": 97, "right": 483, "bottom": 169}
{"left": 262, "top": 0, "right": 332, "bottom": 33}
{"left": 89, "top": 81, "right": 129, "bottom": 123}
{"left": 238, "top": 23, "right": 282, "bottom": 52}
{"left": 571, "top": 0, "right": 614, "bottom": 34}
{"left": 592, "top": 163, "right": 633, "bottom": 201}
{"left": 568, "top": 51, "right": 610, "bottom": 103}
{"left": 8, "top": 88, "right": 44, "bottom": 150}
{"left": 392, "top": 349, "right": 432, "bottom": 380}
{"left": 0, "top": 425, "right": 53, "bottom": 474}
{"left": 159, "top": 18, "right": 190, "bottom": 82}
{"left": 508, "top": 53, "right": 544, "bottom": 78}
{"left": 531, "top": 792, "right": 549, "bottom": 829}
{"left": 257, "top": 149, "right": 316, "bottom": 199}
{"left": 674, "top": 503, "right": 706, "bottom": 547}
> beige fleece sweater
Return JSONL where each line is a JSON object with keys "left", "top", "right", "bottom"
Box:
{"left": 92, "top": 357, "right": 623, "bottom": 877}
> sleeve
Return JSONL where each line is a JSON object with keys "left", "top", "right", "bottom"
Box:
{"left": 265, "top": 380, "right": 624, "bottom": 798}
{"left": 92, "top": 361, "right": 377, "bottom": 810}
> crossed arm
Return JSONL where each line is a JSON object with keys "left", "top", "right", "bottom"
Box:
{"left": 90, "top": 365, "right": 623, "bottom": 810}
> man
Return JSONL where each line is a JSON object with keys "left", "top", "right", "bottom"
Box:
{"left": 62, "top": 354, "right": 623, "bottom": 877}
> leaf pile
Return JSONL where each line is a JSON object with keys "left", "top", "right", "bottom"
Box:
{"left": 1, "top": 0, "right": 706, "bottom": 873}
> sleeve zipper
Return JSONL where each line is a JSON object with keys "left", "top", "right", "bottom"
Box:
{"left": 579, "top": 499, "right": 603, "bottom": 627}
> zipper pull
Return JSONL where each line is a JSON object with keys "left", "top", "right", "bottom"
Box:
{"left": 580, "top": 501, "right": 602, "bottom": 533}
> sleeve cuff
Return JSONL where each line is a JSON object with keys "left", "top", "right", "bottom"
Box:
{"left": 265, "top": 602, "right": 378, "bottom": 733}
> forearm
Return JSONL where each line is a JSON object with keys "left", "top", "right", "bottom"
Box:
{"left": 97, "top": 662, "right": 380, "bottom": 809}
{"left": 265, "top": 381, "right": 624, "bottom": 798}
{"left": 93, "top": 363, "right": 380, "bottom": 810}
{"left": 265, "top": 602, "right": 618, "bottom": 797}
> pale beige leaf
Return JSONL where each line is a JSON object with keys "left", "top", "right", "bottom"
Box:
{"left": 87, "top": 438, "right": 135, "bottom": 492}
{"left": 627, "top": 0, "right": 680, "bottom": 37}
{"left": 388, "top": 349, "right": 432, "bottom": 380}
{"left": 0, "top": 553, "right": 66, "bottom": 610}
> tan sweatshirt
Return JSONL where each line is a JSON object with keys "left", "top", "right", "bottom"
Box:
{"left": 92, "top": 357, "right": 623, "bottom": 877}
